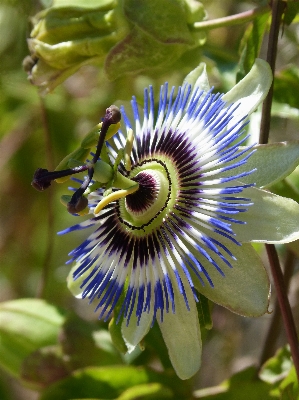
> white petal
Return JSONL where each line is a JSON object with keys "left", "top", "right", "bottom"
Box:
{"left": 234, "top": 187, "right": 299, "bottom": 244}
{"left": 121, "top": 308, "right": 154, "bottom": 352}
{"left": 192, "top": 242, "right": 270, "bottom": 317}
{"left": 183, "top": 62, "right": 210, "bottom": 94}
{"left": 158, "top": 271, "right": 201, "bottom": 380}
{"left": 222, "top": 58, "right": 272, "bottom": 123}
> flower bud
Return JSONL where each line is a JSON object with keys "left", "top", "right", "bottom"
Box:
{"left": 25, "top": 0, "right": 207, "bottom": 91}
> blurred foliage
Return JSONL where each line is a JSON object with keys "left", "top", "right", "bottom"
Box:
{"left": 0, "top": 0, "right": 299, "bottom": 399}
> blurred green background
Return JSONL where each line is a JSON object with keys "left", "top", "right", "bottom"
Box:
{"left": 0, "top": 1, "right": 299, "bottom": 399}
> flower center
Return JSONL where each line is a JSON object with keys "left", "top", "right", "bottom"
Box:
{"left": 118, "top": 159, "right": 176, "bottom": 231}
{"left": 124, "top": 169, "right": 169, "bottom": 225}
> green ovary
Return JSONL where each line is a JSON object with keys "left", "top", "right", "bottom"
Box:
{"left": 118, "top": 159, "right": 180, "bottom": 233}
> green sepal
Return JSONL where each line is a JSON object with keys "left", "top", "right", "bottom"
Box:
{"left": 93, "top": 160, "right": 114, "bottom": 183}
{"left": 196, "top": 292, "right": 212, "bottom": 330}
{"left": 80, "top": 123, "right": 102, "bottom": 149}
{"left": 108, "top": 317, "right": 128, "bottom": 354}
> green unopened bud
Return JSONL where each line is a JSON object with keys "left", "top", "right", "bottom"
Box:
{"left": 24, "top": 0, "right": 207, "bottom": 91}
{"left": 26, "top": 0, "right": 129, "bottom": 92}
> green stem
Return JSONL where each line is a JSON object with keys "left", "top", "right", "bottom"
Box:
{"left": 259, "top": 0, "right": 299, "bottom": 380}
{"left": 193, "top": 5, "right": 270, "bottom": 31}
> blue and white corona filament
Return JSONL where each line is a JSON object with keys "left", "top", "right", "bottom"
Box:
{"left": 60, "top": 75, "right": 257, "bottom": 325}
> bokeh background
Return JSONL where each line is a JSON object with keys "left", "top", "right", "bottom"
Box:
{"left": 0, "top": 1, "right": 299, "bottom": 399}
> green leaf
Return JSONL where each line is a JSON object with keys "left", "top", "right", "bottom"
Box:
{"left": 259, "top": 346, "right": 292, "bottom": 384}
{"left": 21, "top": 345, "right": 70, "bottom": 390}
{"left": 222, "top": 141, "right": 299, "bottom": 188}
{"left": 283, "top": 2, "right": 299, "bottom": 25}
{"left": 272, "top": 102, "right": 299, "bottom": 120}
{"left": 237, "top": 12, "right": 269, "bottom": 82}
{"left": 117, "top": 383, "right": 173, "bottom": 400}
{"left": 279, "top": 366, "right": 299, "bottom": 399}
{"left": 59, "top": 314, "right": 122, "bottom": 369}
{"left": 40, "top": 366, "right": 170, "bottom": 400}
{"left": 193, "top": 366, "right": 273, "bottom": 400}
{"left": 274, "top": 66, "right": 299, "bottom": 109}
{"left": 0, "top": 299, "right": 65, "bottom": 377}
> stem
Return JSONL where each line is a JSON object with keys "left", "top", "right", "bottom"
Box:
{"left": 258, "top": 0, "right": 299, "bottom": 378}
{"left": 193, "top": 5, "right": 270, "bottom": 31}
{"left": 259, "top": 250, "right": 296, "bottom": 366}
{"left": 265, "top": 245, "right": 299, "bottom": 375}
{"left": 259, "top": 0, "right": 285, "bottom": 144}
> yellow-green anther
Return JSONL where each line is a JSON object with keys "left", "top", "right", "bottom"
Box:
{"left": 55, "top": 147, "right": 90, "bottom": 183}
{"left": 124, "top": 128, "right": 134, "bottom": 171}
{"left": 93, "top": 160, "right": 114, "bottom": 183}
{"left": 94, "top": 184, "right": 139, "bottom": 215}
{"left": 80, "top": 123, "right": 102, "bottom": 149}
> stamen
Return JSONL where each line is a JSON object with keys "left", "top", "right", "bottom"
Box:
{"left": 94, "top": 184, "right": 139, "bottom": 214}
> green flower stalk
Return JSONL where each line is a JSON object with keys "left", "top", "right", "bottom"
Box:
{"left": 24, "top": 0, "right": 207, "bottom": 92}
{"left": 32, "top": 59, "right": 299, "bottom": 379}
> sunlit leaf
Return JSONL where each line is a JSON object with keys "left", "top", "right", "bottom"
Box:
{"left": 237, "top": 12, "right": 269, "bottom": 81}
{"left": 0, "top": 299, "right": 65, "bottom": 377}
{"left": 259, "top": 346, "right": 292, "bottom": 384}
{"left": 193, "top": 367, "right": 273, "bottom": 399}
{"left": 40, "top": 366, "right": 172, "bottom": 400}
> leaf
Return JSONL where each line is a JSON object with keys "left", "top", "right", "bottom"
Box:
{"left": 59, "top": 314, "right": 122, "bottom": 369}
{"left": 21, "top": 345, "right": 70, "bottom": 390}
{"left": 193, "top": 366, "right": 273, "bottom": 399}
{"left": 274, "top": 66, "right": 299, "bottom": 109}
{"left": 279, "top": 366, "right": 299, "bottom": 400}
{"left": 0, "top": 299, "right": 65, "bottom": 378}
{"left": 237, "top": 12, "right": 270, "bottom": 82}
{"left": 117, "top": 382, "right": 173, "bottom": 400}
{"left": 259, "top": 346, "right": 292, "bottom": 384}
{"left": 40, "top": 366, "right": 171, "bottom": 400}
{"left": 283, "top": 2, "right": 299, "bottom": 25}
